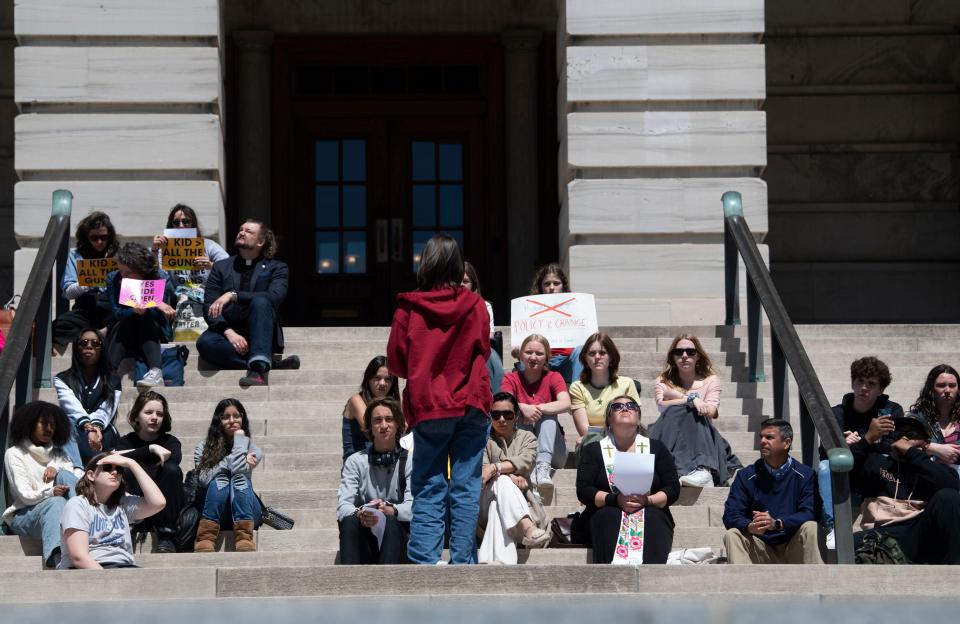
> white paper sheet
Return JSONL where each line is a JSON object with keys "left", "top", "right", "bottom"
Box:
{"left": 612, "top": 452, "right": 655, "bottom": 496}
{"left": 164, "top": 228, "right": 198, "bottom": 238}
{"left": 362, "top": 503, "right": 387, "bottom": 547}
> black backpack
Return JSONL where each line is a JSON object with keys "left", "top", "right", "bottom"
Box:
{"left": 855, "top": 530, "right": 908, "bottom": 564}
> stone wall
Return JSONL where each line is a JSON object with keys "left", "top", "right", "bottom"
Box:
{"left": 766, "top": 0, "right": 960, "bottom": 322}
{"left": 12, "top": 0, "right": 226, "bottom": 296}
{"left": 559, "top": 0, "right": 769, "bottom": 325}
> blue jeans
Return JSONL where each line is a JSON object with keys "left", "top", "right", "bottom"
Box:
{"left": 9, "top": 470, "right": 78, "bottom": 560}
{"left": 62, "top": 428, "right": 83, "bottom": 470}
{"left": 486, "top": 351, "right": 504, "bottom": 397}
{"left": 516, "top": 345, "right": 583, "bottom": 385}
{"left": 196, "top": 296, "right": 275, "bottom": 371}
{"left": 818, "top": 458, "right": 862, "bottom": 529}
{"left": 408, "top": 409, "right": 489, "bottom": 565}
{"left": 201, "top": 475, "right": 262, "bottom": 524}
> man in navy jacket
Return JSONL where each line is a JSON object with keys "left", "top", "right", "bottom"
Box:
{"left": 197, "top": 219, "right": 298, "bottom": 387}
{"left": 723, "top": 418, "right": 823, "bottom": 564}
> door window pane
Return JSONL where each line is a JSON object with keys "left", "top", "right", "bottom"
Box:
{"left": 343, "top": 186, "right": 366, "bottom": 227}
{"left": 439, "top": 185, "right": 463, "bottom": 227}
{"left": 411, "top": 230, "right": 435, "bottom": 273}
{"left": 315, "top": 186, "right": 339, "bottom": 227}
{"left": 412, "top": 141, "right": 435, "bottom": 181}
{"left": 438, "top": 144, "right": 463, "bottom": 181}
{"left": 412, "top": 184, "right": 436, "bottom": 227}
{"left": 315, "top": 141, "right": 339, "bottom": 182}
{"left": 342, "top": 140, "right": 366, "bottom": 182}
{"left": 343, "top": 232, "right": 367, "bottom": 274}
{"left": 316, "top": 232, "right": 340, "bottom": 274}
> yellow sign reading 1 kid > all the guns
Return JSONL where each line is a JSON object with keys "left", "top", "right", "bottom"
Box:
{"left": 162, "top": 237, "right": 205, "bottom": 271}
{"left": 76, "top": 257, "right": 119, "bottom": 287}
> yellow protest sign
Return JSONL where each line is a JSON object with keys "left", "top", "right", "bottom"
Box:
{"left": 76, "top": 257, "right": 119, "bottom": 287}
{"left": 162, "top": 237, "right": 205, "bottom": 271}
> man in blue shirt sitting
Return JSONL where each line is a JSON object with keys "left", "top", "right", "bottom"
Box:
{"left": 723, "top": 418, "right": 823, "bottom": 564}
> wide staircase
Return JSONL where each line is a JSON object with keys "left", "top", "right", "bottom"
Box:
{"left": 1, "top": 323, "right": 956, "bottom": 601}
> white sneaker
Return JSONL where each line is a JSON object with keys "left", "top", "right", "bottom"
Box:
{"left": 825, "top": 529, "right": 836, "bottom": 550}
{"left": 137, "top": 367, "right": 164, "bottom": 391}
{"left": 533, "top": 462, "right": 554, "bottom": 505}
{"left": 679, "top": 467, "right": 713, "bottom": 488}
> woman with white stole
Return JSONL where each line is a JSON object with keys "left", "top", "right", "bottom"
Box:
{"left": 572, "top": 395, "right": 680, "bottom": 564}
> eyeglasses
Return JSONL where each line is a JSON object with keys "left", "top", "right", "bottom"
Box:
{"left": 610, "top": 401, "right": 640, "bottom": 413}
{"left": 490, "top": 410, "right": 516, "bottom": 421}
{"left": 672, "top": 348, "right": 698, "bottom": 357}
{"left": 88, "top": 235, "right": 110, "bottom": 242}
{"left": 77, "top": 339, "right": 102, "bottom": 348}
{"left": 98, "top": 464, "right": 124, "bottom": 475}
{"left": 172, "top": 219, "right": 193, "bottom": 227}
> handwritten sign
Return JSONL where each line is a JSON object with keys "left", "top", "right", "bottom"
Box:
{"left": 162, "top": 236, "right": 205, "bottom": 271}
{"left": 75, "top": 257, "right": 118, "bottom": 287}
{"left": 119, "top": 278, "right": 166, "bottom": 308}
{"left": 510, "top": 292, "right": 598, "bottom": 350}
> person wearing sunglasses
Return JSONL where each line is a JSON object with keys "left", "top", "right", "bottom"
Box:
{"left": 53, "top": 328, "right": 122, "bottom": 467}
{"left": 151, "top": 204, "right": 229, "bottom": 341}
{"left": 52, "top": 211, "right": 120, "bottom": 353}
{"left": 649, "top": 334, "right": 741, "bottom": 488}
{"left": 477, "top": 392, "right": 550, "bottom": 564}
{"left": 3, "top": 402, "right": 81, "bottom": 568}
{"left": 59, "top": 451, "right": 166, "bottom": 569}
{"left": 571, "top": 395, "right": 680, "bottom": 564}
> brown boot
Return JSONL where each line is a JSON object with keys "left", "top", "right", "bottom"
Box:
{"left": 194, "top": 519, "right": 220, "bottom": 553}
{"left": 233, "top": 520, "right": 257, "bottom": 552}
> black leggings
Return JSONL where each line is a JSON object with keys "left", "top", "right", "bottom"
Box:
{"left": 338, "top": 514, "right": 409, "bottom": 564}
{"left": 125, "top": 459, "right": 185, "bottom": 534}
{"left": 107, "top": 315, "right": 164, "bottom": 370}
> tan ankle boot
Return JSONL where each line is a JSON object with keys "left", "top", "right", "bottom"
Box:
{"left": 194, "top": 519, "right": 220, "bottom": 552}
{"left": 233, "top": 520, "right": 256, "bottom": 552}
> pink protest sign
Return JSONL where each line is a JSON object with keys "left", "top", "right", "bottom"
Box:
{"left": 119, "top": 278, "right": 166, "bottom": 308}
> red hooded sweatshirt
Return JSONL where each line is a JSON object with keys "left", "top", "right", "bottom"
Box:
{"left": 386, "top": 286, "right": 491, "bottom": 429}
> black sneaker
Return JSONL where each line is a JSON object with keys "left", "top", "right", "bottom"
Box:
{"left": 45, "top": 548, "right": 61, "bottom": 569}
{"left": 155, "top": 538, "right": 177, "bottom": 554}
{"left": 239, "top": 370, "right": 268, "bottom": 387}
{"left": 272, "top": 354, "right": 301, "bottom": 370}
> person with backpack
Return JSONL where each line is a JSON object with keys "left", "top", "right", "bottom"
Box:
{"left": 336, "top": 398, "right": 412, "bottom": 564}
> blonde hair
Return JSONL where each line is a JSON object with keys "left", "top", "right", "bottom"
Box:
{"left": 520, "top": 334, "right": 552, "bottom": 361}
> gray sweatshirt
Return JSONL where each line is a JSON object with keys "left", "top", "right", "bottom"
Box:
{"left": 336, "top": 448, "right": 413, "bottom": 522}
{"left": 193, "top": 432, "right": 263, "bottom": 490}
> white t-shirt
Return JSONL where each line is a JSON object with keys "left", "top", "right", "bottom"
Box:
{"left": 59, "top": 494, "right": 144, "bottom": 569}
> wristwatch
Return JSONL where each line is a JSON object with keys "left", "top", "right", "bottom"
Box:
{"left": 774, "top": 518, "right": 783, "bottom": 531}
{"left": 686, "top": 392, "right": 699, "bottom": 406}
{"left": 229, "top": 291, "right": 238, "bottom": 302}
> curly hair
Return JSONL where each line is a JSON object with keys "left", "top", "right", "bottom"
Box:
{"left": 578, "top": 332, "right": 622, "bottom": 384}
{"left": 359, "top": 356, "right": 400, "bottom": 404}
{"left": 166, "top": 203, "right": 203, "bottom": 237}
{"left": 243, "top": 219, "right": 278, "bottom": 260}
{"left": 76, "top": 452, "right": 126, "bottom": 509}
{"left": 658, "top": 334, "right": 716, "bottom": 388}
{"left": 362, "top": 398, "right": 406, "bottom": 442}
{"left": 9, "top": 401, "right": 72, "bottom": 447}
{"left": 75, "top": 211, "right": 119, "bottom": 259}
{"left": 127, "top": 390, "right": 172, "bottom": 435}
{"left": 910, "top": 364, "right": 960, "bottom": 427}
{"left": 116, "top": 242, "right": 159, "bottom": 279}
{"left": 529, "top": 263, "right": 569, "bottom": 295}
{"left": 850, "top": 356, "right": 892, "bottom": 389}
{"left": 198, "top": 398, "right": 251, "bottom": 471}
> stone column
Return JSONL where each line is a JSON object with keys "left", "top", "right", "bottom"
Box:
{"left": 502, "top": 30, "right": 542, "bottom": 298}
{"left": 234, "top": 31, "right": 274, "bottom": 225}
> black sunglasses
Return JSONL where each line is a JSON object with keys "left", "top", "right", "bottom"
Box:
{"left": 672, "top": 348, "right": 698, "bottom": 357}
{"left": 490, "top": 410, "right": 516, "bottom": 421}
{"left": 610, "top": 401, "right": 640, "bottom": 413}
{"left": 77, "top": 338, "right": 102, "bottom": 348}
{"left": 172, "top": 219, "right": 193, "bottom": 227}
{"left": 88, "top": 235, "right": 111, "bottom": 242}
{"left": 98, "top": 464, "right": 125, "bottom": 475}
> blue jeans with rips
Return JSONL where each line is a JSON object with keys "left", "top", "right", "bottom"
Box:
{"left": 201, "top": 474, "right": 262, "bottom": 525}
{"left": 9, "top": 470, "right": 78, "bottom": 561}
{"left": 408, "top": 409, "right": 489, "bottom": 565}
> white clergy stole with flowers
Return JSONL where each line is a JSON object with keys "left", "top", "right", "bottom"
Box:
{"left": 599, "top": 434, "right": 651, "bottom": 565}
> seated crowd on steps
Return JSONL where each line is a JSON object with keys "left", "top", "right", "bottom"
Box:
{"left": 6, "top": 220, "right": 960, "bottom": 567}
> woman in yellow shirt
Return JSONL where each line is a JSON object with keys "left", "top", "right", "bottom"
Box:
{"left": 569, "top": 332, "right": 641, "bottom": 445}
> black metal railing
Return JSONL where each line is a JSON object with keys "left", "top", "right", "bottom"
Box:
{"left": 722, "top": 190, "right": 856, "bottom": 564}
{"left": 0, "top": 190, "right": 72, "bottom": 487}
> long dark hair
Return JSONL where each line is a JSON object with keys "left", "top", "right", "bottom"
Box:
{"left": 166, "top": 203, "right": 203, "bottom": 237}
{"left": 911, "top": 364, "right": 960, "bottom": 427}
{"left": 529, "top": 263, "right": 569, "bottom": 295}
{"left": 75, "top": 211, "right": 119, "bottom": 259}
{"left": 359, "top": 356, "right": 400, "bottom": 403}
{"left": 578, "top": 332, "right": 622, "bottom": 384}
{"left": 416, "top": 234, "right": 463, "bottom": 291}
{"left": 57, "top": 327, "right": 118, "bottom": 397}
{"left": 9, "top": 401, "right": 72, "bottom": 447}
{"left": 198, "top": 398, "right": 251, "bottom": 471}
{"left": 463, "top": 261, "right": 483, "bottom": 297}
{"left": 76, "top": 452, "right": 125, "bottom": 509}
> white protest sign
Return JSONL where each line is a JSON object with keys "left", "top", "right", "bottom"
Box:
{"left": 163, "top": 228, "right": 198, "bottom": 239}
{"left": 510, "top": 292, "right": 598, "bottom": 350}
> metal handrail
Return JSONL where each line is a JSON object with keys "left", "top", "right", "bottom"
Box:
{"left": 0, "top": 190, "right": 73, "bottom": 458}
{"left": 722, "top": 191, "right": 856, "bottom": 565}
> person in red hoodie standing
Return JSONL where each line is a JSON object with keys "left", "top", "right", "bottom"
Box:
{"left": 387, "top": 234, "right": 492, "bottom": 564}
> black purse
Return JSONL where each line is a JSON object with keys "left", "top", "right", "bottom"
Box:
{"left": 257, "top": 495, "right": 295, "bottom": 530}
{"left": 174, "top": 469, "right": 202, "bottom": 552}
